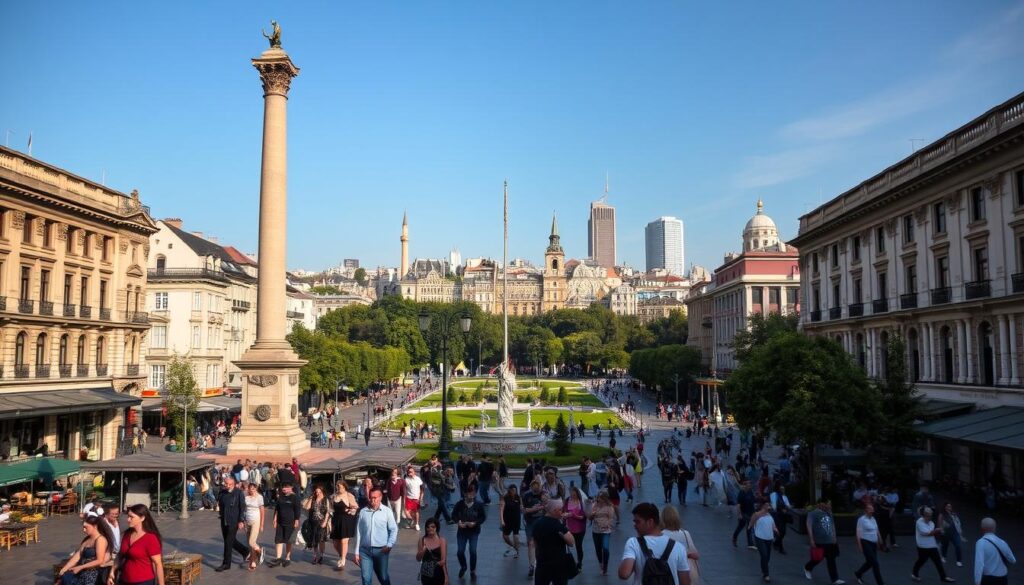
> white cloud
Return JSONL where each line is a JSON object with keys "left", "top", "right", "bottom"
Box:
{"left": 733, "top": 145, "right": 838, "bottom": 190}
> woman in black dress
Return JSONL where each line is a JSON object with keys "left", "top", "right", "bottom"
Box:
{"left": 330, "top": 480, "right": 359, "bottom": 568}
{"left": 499, "top": 484, "right": 522, "bottom": 558}
{"left": 416, "top": 518, "right": 448, "bottom": 585}
{"left": 303, "top": 484, "right": 331, "bottom": 564}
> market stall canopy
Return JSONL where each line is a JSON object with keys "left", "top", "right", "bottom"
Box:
{"left": 916, "top": 406, "right": 1024, "bottom": 452}
{"left": 0, "top": 388, "right": 141, "bottom": 420}
{"left": 0, "top": 457, "right": 81, "bottom": 488}
{"left": 305, "top": 449, "right": 416, "bottom": 476}
{"left": 204, "top": 396, "right": 242, "bottom": 411}
{"left": 140, "top": 398, "right": 233, "bottom": 413}
{"left": 80, "top": 451, "right": 213, "bottom": 474}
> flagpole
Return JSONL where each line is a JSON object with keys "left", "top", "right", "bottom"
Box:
{"left": 502, "top": 179, "right": 509, "bottom": 367}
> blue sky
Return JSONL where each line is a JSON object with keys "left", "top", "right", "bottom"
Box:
{"left": 3, "top": 1, "right": 1023, "bottom": 273}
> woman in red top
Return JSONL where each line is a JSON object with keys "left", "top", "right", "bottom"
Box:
{"left": 109, "top": 504, "right": 163, "bottom": 585}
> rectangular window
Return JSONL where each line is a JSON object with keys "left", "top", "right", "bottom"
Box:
{"left": 192, "top": 292, "right": 202, "bottom": 311}
{"left": 1019, "top": 235, "right": 1024, "bottom": 272}
{"left": 877, "top": 272, "right": 887, "bottom": 299}
{"left": 63, "top": 274, "right": 73, "bottom": 305}
{"left": 812, "top": 253, "right": 819, "bottom": 274}
{"left": 769, "top": 287, "right": 780, "bottom": 305}
{"left": 1017, "top": 170, "right": 1024, "bottom": 207}
{"left": 971, "top": 187, "right": 986, "bottom": 221}
{"left": 22, "top": 216, "right": 33, "bottom": 244}
{"left": 99, "top": 279, "right": 108, "bottom": 309}
{"left": 974, "top": 247, "right": 989, "bottom": 281}
{"left": 0, "top": 209, "right": 5, "bottom": 238}
{"left": 42, "top": 221, "right": 52, "bottom": 248}
{"left": 831, "top": 244, "right": 839, "bottom": 267}
{"left": 934, "top": 202, "right": 946, "bottom": 234}
{"left": 832, "top": 283, "right": 840, "bottom": 308}
{"left": 876, "top": 226, "right": 886, "bottom": 253}
{"left": 66, "top": 227, "right": 75, "bottom": 254}
{"left": 937, "top": 256, "right": 950, "bottom": 288}
{"left": 80, "top": 276, "right": 89, "bottom": 305}
{"left": 191, "top": 325, "right": 201, "bottom": 349}
{"left": 82, "top": 232, "right": 91, "bottom": 258}
{"left": 20, "top": 266, "right": 30, "bottom": 300}
{"left": 906, "top": 265, "right": 917, "bottom": 293}
{"left": 151, "top": 326, "right": 167, "bottom": 349}
{"left": 101, "top": 236, "right": 110, "bottom": 262}
{"left": 812, "top": 286, "right": 820, "bottom": 311}
{"left": 903, "top": 215, "right": 914, "bottom": 243}
{"left": 154, "top": 292, "right": 168, "bottom": 310}
{"left": 853, "top": 278, "right": 862, "bottom": 302}
{"left": 40, "top": 269, "right": 50, "bottom": 302}
{"left": 752, "top": 288, "right": 763, "bottom": 305}
{"left": 150, "top": 365, "right": 166, "bottom": 389}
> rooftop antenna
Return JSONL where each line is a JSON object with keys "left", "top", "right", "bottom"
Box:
{"left": 101, "top": 169, "right": 107, "bottom": 186}
{"left": 4, "top": 129, "right": 12, "bottom": 148}
{"left": 603, "top": 172, "right": 609, "bottom": 203}
{"left": 909, "top": 138, "right": 925, "bottom": 153}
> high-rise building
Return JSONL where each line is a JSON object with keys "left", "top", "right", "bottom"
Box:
{"left": 588, "top": 187, "right": 616, "bottom": 268}
{"left": 645, "top": 216, "right": 685, "bottom": 276}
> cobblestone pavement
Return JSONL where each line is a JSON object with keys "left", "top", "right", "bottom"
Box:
{"left": 6, "top": 384, "right": 1021, "bottom": 585}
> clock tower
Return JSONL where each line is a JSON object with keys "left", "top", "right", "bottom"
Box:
{"left": 543, "top": 214, "right": 566, "bottom": 312}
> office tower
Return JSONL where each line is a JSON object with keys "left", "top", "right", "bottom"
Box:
{"left": 645, "top": 216, "right": 685, "bottom": 276}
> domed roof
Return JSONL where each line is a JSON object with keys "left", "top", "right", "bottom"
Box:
{"left": 744, "top": 199, "right": 778, "bottom": 232}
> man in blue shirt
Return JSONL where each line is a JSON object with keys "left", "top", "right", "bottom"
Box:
{"left": 354, "top": 488, "right": 398, "bottom": 585}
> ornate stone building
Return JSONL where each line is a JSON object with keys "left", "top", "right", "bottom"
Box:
{"left": 0, "top": 146, "right": 155, "bottom": 461}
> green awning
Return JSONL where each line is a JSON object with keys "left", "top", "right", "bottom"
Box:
{"left": 0, "top": 458, "right": 81, "bottom": 488}
{"left": 917, "top": 406, "right": 1024, "bottom": 452}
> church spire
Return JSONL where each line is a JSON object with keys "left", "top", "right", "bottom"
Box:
{"left": 547, "top": 212, "right": 563, "bottom": 253}
{"left": 550, "top": 213, "right": 559, "bottom": 237}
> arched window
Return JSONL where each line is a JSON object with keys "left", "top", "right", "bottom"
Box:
{"left": 15, "top": 332, "right": 26, "bottom": 365}
{"left": 36, "top": 333, "right": 48, "bottom": 366}
{"left": 77, "top": 335, "right": 86, "bottom": 365}
{"left": 59, "top": 334, "right": 69, "bottom": 365}
{"left": 96, "top": 336, "right": 106, "bottom": 364}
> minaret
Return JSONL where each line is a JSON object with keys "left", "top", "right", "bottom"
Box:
{"left": 400, "top": 211, "right": 409, "bottom": 277}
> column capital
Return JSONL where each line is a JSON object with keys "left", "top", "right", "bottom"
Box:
{"left": 253, "top": 50, "right": 300, "bottom": 97}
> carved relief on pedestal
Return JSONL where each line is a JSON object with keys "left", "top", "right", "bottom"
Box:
{"left": 289, "top": 374, "right": 298, "bottom": 386}
{"left": 249, "top": 374, "right": 278, "bottom": 388}
{"left": 290, "top": 404, "right": 298, "bottom": 420}
{"left": 254, "top": 404, "right": 272, "bottom": 421}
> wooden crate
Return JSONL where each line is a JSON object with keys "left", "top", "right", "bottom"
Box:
{"left": 164, "top": 553, "right": 202, "bottom": 585}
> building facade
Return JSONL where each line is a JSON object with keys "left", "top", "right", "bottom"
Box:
{"left": 588, "top": 198, "right": 617, "bottom": 269}
{"left": 645, "top": 216, "right": 685, "bottom": 276}
{"left": 636, "top": 296, "right": 686, "bottom": 324}
{"left": 0, "top": 146, "right": 155, "bottom": 461}
{"left": 684, "top": 281, "right": 715, "bottom": 370}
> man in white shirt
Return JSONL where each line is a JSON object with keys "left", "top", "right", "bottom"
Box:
{"left": 912, "top": 507, "right": 953, "bottom": 583}
{"left": 974, "top": 518, "right": 1015, "bottom": 585}
{"left": 403, "top": 466, "right": 425, "bottom": 531}
{"left": 854, "top": 502, "right": 885, "bottom": 585}
{"left": 102, "top": 507, "right": 122, "bottom": 560}
{"left": 618, "top": 502, "right": 691, "bottom": 585}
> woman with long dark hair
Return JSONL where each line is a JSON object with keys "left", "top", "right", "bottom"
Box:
{"left": 330, "top": 480, "right": 358, "bottom": 568}
{"left": 57, "top": 515, "right": 115, "bottom": 585}
{"left": 109, "top": 504, "right": 164, "bottom": 585}
{"left": 302, "top": 484, "right": 331, "bottom": 564}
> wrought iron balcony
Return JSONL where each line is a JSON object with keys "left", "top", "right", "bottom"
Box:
{"left": 35, "top": 364, "right": 50, "bottom": 378}
{"left": 286, "top": 310, "right": 305, "bottom": 320}
{"left": 14, "top": 364, "right": 30, "bottom": 378}
{"left": 126, "top": 364, "right": 140, "bottom": 376}
{"left": 810, "top": 310, "right": 822, "bottom": 322}
{"left": 59, "top": 364, "right": 72, "bottom": 377}
{"left": 1012, "top": 273, "right": 1024, "bottom": 294}
{"left": 829, "top": 307, "right": 841, "bottom": 320}
{"left": 232, "top": 299, "right": 252, "bottom": 311}
{"left": 848, "top": 302, "right": 864, "bottom": 317}
{"left": 18, "top": 298, "right": 34, "bottom": 314}
{"left": 931, "top": 287, "right": 951, "bottom": 305}
{"left": 39, "top": 301, "right": 54, "bottom": 316}
{"left": 965, "top": 280, "right": 991, "bottom": 300}
{"left": 95, "top": 364, "right": 108, "bottom": 376}
{"left": 63, "top": 303, "right": 76, "bottom": 317}
{"left": 128, "top": 311, "right": 149, "bottom": 324}
{"left": 99, "top": 307, "right": 112, "bottom": 320}
{"left": 148, "top": 267, "right": 231, "bottom": 282}
{"left": 77, "top": 365, "right": 89, "bottom": 377}
{"left": 0, "top": 296, "right": 6, "bottom": 311}
{"left": 872, "top": 298, "right": 889, "bottom": 313}
{"left": 79, "top": 305, "right": 92, "bottom": 318}
{"left": 900, "top": 293, "right": 918, "bottom": 310}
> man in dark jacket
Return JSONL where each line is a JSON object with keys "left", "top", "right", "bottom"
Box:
{"left": 216, "top": 475, "right": 250, "bottom": 571}
{"left": 451, "top": 486, "right": 487, "bottom": 579}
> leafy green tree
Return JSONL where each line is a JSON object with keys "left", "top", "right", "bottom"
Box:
{"left": 165, "top": 354, "right": 201, "bottom": 447}
{"left": 553, "top": 414, "right": 571, "bottom": 456}
{"left": 562, "top": 331, "right": 603, "bottom": 372}
{"left": 732, "top": 312, "right": 799, "bottom": 363}
{"left": 354, "top": 267, "right": 367, "bottom": 284}
{"left": 539, "top": 387, "right": 551, "bottom": 404}
{"left": 647, "top": 309, "right": 689, "bottom": 346}
{"left": 473, "top": 386, "right": 484, "bottom": 403}
{"left": 872, "top": 333, "right": 923, "bottom": 472}
{"left": 447, "top": 385, "right": 457, "bottom": 404}
{"left": 310, "top": 284, "right": 343, "bottom": 295}
{"left": 557, "top": 386, "right": 568, "bottom": 404}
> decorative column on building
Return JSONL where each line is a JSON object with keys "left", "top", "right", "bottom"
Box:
{"left": 229, "top": 22, "right": 309, "bottom": 456}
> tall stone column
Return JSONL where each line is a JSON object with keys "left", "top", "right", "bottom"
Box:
{"left": 228, "top": 39, "right": 309, "bottom": 457}
{"left": 997, "top": 315, "right": 1010, "bottom": 385}
{"left": 1009, "top": 314, "right": 1020, "bottom": 385}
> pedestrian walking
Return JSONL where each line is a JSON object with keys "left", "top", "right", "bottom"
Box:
{"left": 523, "top": 479, "right": 547, "bottom": 579}
{"left": 56, "top": 515, "right": 116, "bottom": 585}
{"left": 243, "top": 482, "right": 266, "bottom": 571}
{"left": 854, "top": 502, "right": 885, "bottom": 585}
{"left": 804, "top": 498, "right": 844, "bottom": 585}
{"left": 452, "top": 486, "right": 487, "bottom": 579}
{"left": 500, "top": 484, "right": 523, "bottom": 558}
{"left": 938, "top": 502, "right": 966, "bottom": 567}
{"left": 403, "top": 465, "right": 426, "bottom": 531}
{"left": 974, "top": 518, "right": 1016, "bottom": 585}
{"left": 675, "top": 457, "right": 691, "bottom": 506}
{"left": 416, "top": 518, "right": 449, "bottom": 585}
{"left": 770, "top": 485, "right": 793, "bottom": 554}
{"left": 477, "top": 454, "right": 496, "bottom": 505}
{"left": 364, "top": 426, "right": 371, "bottom": 446}
{"left": 267, "top": 483, "right": 302, "bottom": 567}
{"left": 912, "top": 507, "right": 954, "bottom": 583}
{"left": 303, "top": 484, "right": 331, "bottom": 565}
{"left": 618, "top": 502, "right": 691, "bottom": 585}
{"left": 330, "top": 480, "right": 359, "bottom": 569}
{"left": 733, "top": 480, "right": 756, "bottom": 549}
{"left": 659, "top": 456, "right": 676, "bottom": 503}
{"left": 534, "top": 498, "right": 577, "bottom": 585}
{"left": 661, "top": 504, "right": 702, "bottom": 585}
{"left": 216, "top": 475, "right": 251, "bottom": 572}
{"left": 108, "top": 505, "right": 163, "bottom": 585}
{"left": 354, "top": 487, "right": 398, "bottom": 585}
{"left": 385, "top": 468, "right": 405, "bottom": 526}
{"left": 750, "top": 501, "right": 780, "bottom": 582}
{"left": 565, "top": 485, "right": 588, "bottom": 573}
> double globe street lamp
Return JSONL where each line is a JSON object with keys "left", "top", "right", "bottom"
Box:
{"left": 417, "top": 308, "right": 471, "bottom": 463}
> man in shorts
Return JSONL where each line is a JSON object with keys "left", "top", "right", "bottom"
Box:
{"left": 403, "top": 465, "right": 425, "bottom": 531}
{"left": 267, "top": 483, "right": 302, "bottom": 567}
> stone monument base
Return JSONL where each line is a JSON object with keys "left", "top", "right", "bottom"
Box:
{"left": 462, "top": 427, "right": 548, "bottom": 455}
{"left": 227, "top": 344, "right": 310, "bottom": 458}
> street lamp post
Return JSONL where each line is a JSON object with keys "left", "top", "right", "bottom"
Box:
{"left": 671, "top": 373, "right": 681, "bottom": 407}
{"left": 419, "top": 308, "right": 472, "bottom": 463}
{"left": 172, "top": 395, "right": 190, "bottom": 520}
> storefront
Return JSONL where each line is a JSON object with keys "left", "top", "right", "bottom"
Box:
{"left": 918, "top": 406, "right": 1024, "bottom": 491}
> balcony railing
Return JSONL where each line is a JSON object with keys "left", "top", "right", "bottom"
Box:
{"left": 127, "top": 311, "right": 149, "bottom": 324}
{"left": 286, "top": 310, "right": 305, "bottom": 319}
{"left": 18, "top": 298, "right": 34, "bottom": 314}
{"left": 35, "top": 364, "right": 50, "bottom": 378}
{"left": 848, "top": 302, "right": 864, "bottom": 317}
{"left": 95, "top": 364, "right": 108, "bottom": 376}
{"left": 232, "top": 299, "right": 252, "bottom": 311}
{"left": 931, "top": 287, "right": 951, "bottom": 305}
{"left": 14, "top": 364, "right": 30, "bottom": 378}
{"left": 829, "top": 307, "right": 841, "bottom": 320}
{"left": 39, "top": 301, "right": 54, "bottom": 316}
{"left": 701, "top": 317, "right": 712, "bottom": 328}
{"left": 0, "top": 296, "right": 6, "bottom": 311}
{"left": 63, "top": 303, "right": 76, "bottom": 317}
{"left": 126, "top": 364, "right": 139, "bottom": 376}
{"left": 1012, "top": 273, "right": 1024, "bottom": 294}
{"left": 79, "top": 305, "right": 92, "bottom": 318}
{"left": 810, "top": 310, "right": 822, "bottom": 322}
{"left": 59, "top": 364, "right": 72, "bottom": 377}
{"left": 965, "top": 280, "right": 991, "bottom": 300}
{"left": 77, "top": 365, "right": 89, "bottom": 377}
{"left": 99, "top": 307, "right": 112, "bottom": 320}
{"left": 148, "top": 267, "right": 231, "bottom": 282}
{"left": 900, "top": 293, "right": 918, "bottom": 310}
{"left": 872, "top": 298, "right": 889, "bottom": 313}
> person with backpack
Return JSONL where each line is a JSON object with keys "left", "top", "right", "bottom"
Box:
{"left": 618, "top": 502, "right": 691, "bottom": 585}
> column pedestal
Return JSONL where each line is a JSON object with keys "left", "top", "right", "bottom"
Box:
{"left": 228, "top": 345, "right": 309, "bottom": 457}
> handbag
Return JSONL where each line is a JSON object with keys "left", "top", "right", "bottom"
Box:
{"left": 557, "top": 546, "right": 580, "bottom": 580}
{"left": 419, "top": 549, "right": 439, "bottom": 579}
{"left": 810, "top": 546, "right": 825, "bottom": 562}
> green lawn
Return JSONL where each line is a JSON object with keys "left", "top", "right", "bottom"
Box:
{"left": 417, "top": 387, "right": 603, "bottom": 408}
{"left": 404, "top": 441, "right": 619, "bottom": 467}
{"left": 389, "top": 408, "right": 624, "bottom": 430}
{"left": 448, "top": 379, "right": 583, "bottom": 391}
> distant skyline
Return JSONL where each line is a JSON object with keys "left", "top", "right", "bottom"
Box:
{"left": 2, "top": 1, "right": 1023, "bottom": 273}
